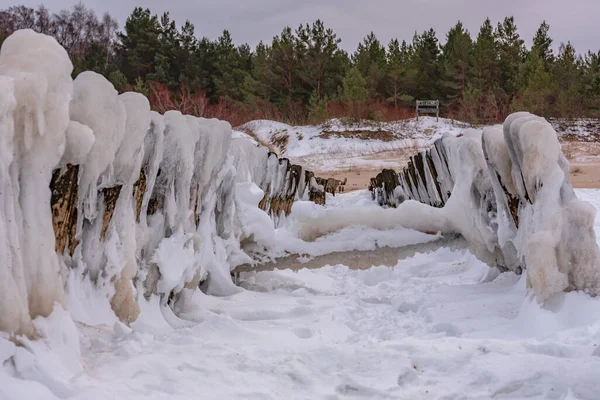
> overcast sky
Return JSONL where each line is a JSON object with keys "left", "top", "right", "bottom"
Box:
{"left": 5, "top": 0, "right": 600, "bottom": 54}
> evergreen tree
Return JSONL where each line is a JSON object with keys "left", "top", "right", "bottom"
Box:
{"left": 496, "top": 16, "right": 525, "bottom": 99}
{"left": 307, "top": 90, "right": 330, "bottom": 122}
{"left": 412, "top": 28, "right": 441, "bottom": 100}
{"left": 513, "top": 21, "right": 555, "bottom": 116}
{"left": 471, "top": 18, "right": 499, "bottom": 93}
{"left": 108, "top": 70, "right": 128, "bottom": 92}
{"left": 117, "top": 8, "right": 162, "bottom": 84}
{"left": 213, "top": 30, "right": 254, "bottom": 102}
{"left": 386, "top": 39, "right": 415, "bottom": 109}
{"left": 518, "top": 48, "right": 553, "bottom": 116}
{"left": 441, "top": 21, "right": 472, "bottom": 109}
{"left": 342, "top": 66, "right": 368, "bottom": 118}
{"left": 270, "top": 27, "right": 299, "bottom": 107}
{"left": 582, "top": 50, "right": 600, "bottom": 114}
{"left": 193, "top": 37, "right": 218, "bottom": 99}
{"left": 73, "top": 42, "right": 109, "bottom": 76}
{"left": 352, "top": 32, "right": 387, "bottom": 97}
{"left": 146, "top": 12, "right": 181, "bottom": 87}
{"left": 177, "top": 20, "right": 205, "bottom": 92}
{"left": 532, "top": 21, "right": 554, "bottom": 68}
{"left": 252, "top": 41, "right": 276, "bottom": 101}
{"left": 553, "top": 42, "right": 581, "bottom": 117}
{"left": 469, "top": 18, "right": 500, "bottom": 120}
{"left": 133, "top": 76, "right": 149, "bottom": 96}
{"left": 295, "top": 20, "right": 348, "bottom": 103}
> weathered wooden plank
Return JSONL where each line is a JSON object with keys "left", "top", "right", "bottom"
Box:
{"left": 50, "top": 164, "right": 80, "bottom": 255}
{"left": 133, "top": 169, "right": 147, "bottom": 223}
{"left": 100, "top": 185, "right": 122, "bottom": 240}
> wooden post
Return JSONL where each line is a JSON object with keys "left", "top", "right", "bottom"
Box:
{"left": 416, "top": 99, "right": 419, "bottom": 121}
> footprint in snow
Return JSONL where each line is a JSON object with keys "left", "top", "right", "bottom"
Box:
{"left": 293, "top": 327, "right": 314, "bottom": 339}
{"left": 431, "top": 322, "right": 462, "bottom": 337}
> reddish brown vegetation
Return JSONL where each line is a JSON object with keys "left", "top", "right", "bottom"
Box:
{"left": 148, "top": 82, "right": 286, "bottom": 127}
{"left": 147, "top": 82, "right": 417, "bottom": 127}
{"left": 326, "top": 100, "right": 415, "bottom": 123}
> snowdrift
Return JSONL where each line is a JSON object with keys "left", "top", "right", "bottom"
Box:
{"left": 314, "top": 113, "right": 600, "bottom": 302}
{"left": 241, "top": 117, "right": 470, "bottom": 159}
{"left": 0, "top": 29, "right": 324, "bottom": 337}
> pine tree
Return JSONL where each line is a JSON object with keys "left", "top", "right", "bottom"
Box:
{"left": 386, "top": 39, "right": 415, "bottom": 109}
{"left": 496, "top": 16, "right": 525, "bottom": 99}
{"left": 553, "top": 42, "right": 581, "bottom": 117}
{"left": 270, "top": 27, "right": 299, "bottom": 107}
{"left": 212, "top": 30, "right": 254, "bottom": 102}
{"left": 193, "top": 37, "right": 218, "bottom": 100}
{"left": 108, "top": 70, "right": 128, "bottom": 92}
{"left": 151, "top": 12, "right": 181, "bottom": 87}
{"left": 352, "top": 32, "right": 387, "bottom": 98}
{"left": 177, "top": 20, "right": 205, "bottom": 92}
{"left": 133, "top": 76, "right": 148, "bottom": 96}
{"left": 252, "top": 41, "right": 276, "bottom": 101}
{"left": 73, "top": 42, "right": 108, "bottom": 77}
{"left": 412, "top": 28, "right": 441, "bottom": 100}
{"left": 513, "top": 21, "right": 555, "bottom": 116}
{"left": 342, "top": 66, "right": 368, "bottom": 118}
{"left": 519, "top": 48, "right": 553, "bottom": 116}
{"left": 441, "top": 21, "right": 472, "bottom": 110}
{"left": 117, "top": 8, "right": 162, "bottom": 84}
{"left": 471, "top": 18, "right": 499, "bottom": 93}
{"left": 469, "top": 18, "right": 500, "bottom": 120}
{"left": 582, "top": 51, "right": 600, "bottom": 114}
{"left": 295, "top": 20, "right": 348, "bottom": 103}
{"left": 307, "top": 90, "right": 330, "bottom": 122}
{"left": 532, "top": 21, "right": 554, "bottom": 69}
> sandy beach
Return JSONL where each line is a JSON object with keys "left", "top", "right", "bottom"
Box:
{"left": 318, "top": 141, "right": 600, "bottom": 192}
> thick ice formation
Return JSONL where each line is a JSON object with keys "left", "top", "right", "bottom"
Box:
{"left": 312, "top": 112, "right": 600, "bottom": 302}
{"left": 0, "top": 30, "right": 74, "bottom": 335}
{"left": 0, "top": 29, "right": 326, "bottom": 339}
{"left": 230, "top": 138, "right": 275, "bottom": 260}
{"left": 70, "top": 71, "right": 127, "bottom": 220}
{"left": 495, "top": 114, "right": 600, "bottom": 301}
{"left": 60, "top": 121, "right": 95, "bottom": 167}
{"left": 0, "top": 75, "right": 31, "bottom": 335}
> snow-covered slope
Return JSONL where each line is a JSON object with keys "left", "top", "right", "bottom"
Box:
{"left": 241, "top": 117, "right": 600, "bottom": 175}
{"left": 243, "top": 117, "right": 600, "bottom": 160}
{"left": 240, "top": 117, "right": 470, "bottom": 171}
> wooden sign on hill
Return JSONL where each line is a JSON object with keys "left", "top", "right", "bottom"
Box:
{"left": 416, "top": 100, "right": 439, "bottom": 121}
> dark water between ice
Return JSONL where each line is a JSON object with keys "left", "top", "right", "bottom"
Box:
{"left": 233, "top": 234, "right": 467, "bottom": 277}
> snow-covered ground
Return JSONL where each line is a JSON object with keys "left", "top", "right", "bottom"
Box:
{"left": 259, "top": 190, "right": 441, "bottom": 263}
{"left": 550, "top": 118, "right": 600, "bottom": 142}
{"left": 240, "top": 117, "right": 600, "bottom": 174}
{"left": 5, "top": 189, "right": 600, "bottom": 400}
{"left": 240, "top": 117, "right": 471, "bottom": 172}
{"left": 232, "top": 129, "right": 260, "bottom": 146}
{"left": 239, "top": 117, "right": 600, "bottom": 201}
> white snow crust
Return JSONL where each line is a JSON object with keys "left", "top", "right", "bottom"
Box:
{"left": 3, "top": 189, "right": 600, "bottom": 399}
